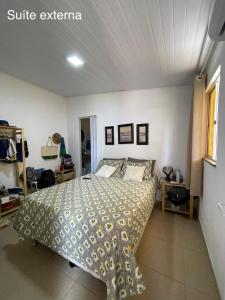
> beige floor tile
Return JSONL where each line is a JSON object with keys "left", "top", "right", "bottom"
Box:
{"left": 0, "top": 243, "right": 74, "bottom": 299}
{"left": 0, "top": 254, "right": 53, "bottom": 300}
{"left": 147, "top": 218, "right": 186, "bottom": 247}
{"left": 151, "top": 205, "right": 186, "bottom": 226}
{"left": 186, "top": 288, "right": 221, "bottom": 300}
{"left": 182, "top": 219, "right": 208, "bottom": 254}
{"left": 0, "top": 281, "right": 54, "bottom": 300}
{"left": 184, "top": 249, "right": 220, "bottom": 297}
{"left": 0, "top": 218, "right": 10, "bottom": 231}
{"left": 34, "top": 265, "right": 74, "bottom": 299}
{"left": 139, "top": 234, "right": 185, "bottom": 283}
{"left": 137, "top": 264, "right": 185, "bottom": 300}
{"left": 136, "top": 205, "right": 180, "bottom": 258}
{"left": 64, "top": 282, "right": 100, "bottom": 300}
{"left": 148, "top": 212, "right": 208, "bottom": 254}
{"left": 0, "top": 225, "right": 19, "bottom": 250}
{"left": 50, "top": 251, "right": 84, "bottom": 280}
{"left": 2, "top": 236, "right": 53, "bottom": 264}
{"left": 77, "top": 270, "right": 107, "bottom": 298}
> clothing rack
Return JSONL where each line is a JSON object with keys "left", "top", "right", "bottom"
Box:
{"left": 0, "top": 125, "right": 27, "bottom": 195}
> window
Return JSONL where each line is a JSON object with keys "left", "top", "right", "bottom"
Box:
{"left": 206, "top": 67, "right": 220, "bottom": 161}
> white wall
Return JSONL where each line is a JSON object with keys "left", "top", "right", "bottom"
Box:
{"left": 199, "top": 41, "right": 225, "bottom": 299}
{"left": 67, "top": 86, "right": 193, "bottom": 177}
{"left": 0, "top": 72, "right": 68, "bottom": 188}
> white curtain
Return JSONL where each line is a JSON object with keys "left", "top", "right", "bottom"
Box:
{"left": 186, "top": 74, "right": 207, "bottom": 196}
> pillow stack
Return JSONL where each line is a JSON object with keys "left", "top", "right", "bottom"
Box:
{"left": 127, "top": 157, "right": 156, "bottom": 177}
{"left": 96, "top": 157, "right": 155, "bottom": 181}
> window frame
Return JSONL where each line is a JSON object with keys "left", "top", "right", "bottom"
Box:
{"left": 205, "top": 66, "right": 220, "bottom": 162}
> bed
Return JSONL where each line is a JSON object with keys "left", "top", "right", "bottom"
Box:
{"left": 13, "top": 174, "right": 157, "bottom": 300}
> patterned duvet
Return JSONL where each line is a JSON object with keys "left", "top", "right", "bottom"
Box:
{"left": 13, "top": 175, "right": 157, "bottom": 300}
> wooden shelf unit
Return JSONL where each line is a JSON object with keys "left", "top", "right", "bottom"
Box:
{"left": 56, "top": 168, "right": 75, "bottom": 183}
{"left": 1, "top": 205, "right": 20, "bottom": 217}
{"left": 0, "top": 125, "right": 27, "bottom": 217}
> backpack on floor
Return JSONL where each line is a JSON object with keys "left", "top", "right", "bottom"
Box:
{"left": 38, "top": 169, "right": 55, "bottom": 189}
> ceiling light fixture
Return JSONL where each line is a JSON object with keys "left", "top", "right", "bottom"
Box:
{"left": 67, "top": 55, "right": 84, "bottom": 67}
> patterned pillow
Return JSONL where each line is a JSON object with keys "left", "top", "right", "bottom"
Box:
{"left": 128, "top": 157, "right": 156, "bottom": 176}
{"left": 121, "top": 160, "right": 153, "bottom": 180}
{"left": 96, "top": 160, "right": 124, "bottom": 178}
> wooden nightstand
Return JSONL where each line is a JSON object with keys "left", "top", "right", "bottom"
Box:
{"left": 161, "top": 180, "right": 194, "bottom": 219}
{"left": 56, "top": 169, "right": 75, "bottom": 183}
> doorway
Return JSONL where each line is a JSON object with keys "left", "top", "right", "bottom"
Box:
{"left": 80, "top": 116, "right": 97, "bottom": 175}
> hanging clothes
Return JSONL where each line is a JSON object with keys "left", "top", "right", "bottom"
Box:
{"left": 16, "top": 139, "right": 29, "bottom": 162}
{"left": 59, "top": 137, "right": 66, "bottom": 157}
{"left": 16, "top": 140, "right": 22, "bottom": 162}
{"left": 6, "top": 138, "right": 17, "bottom": 161}
{"left": 0, "top": 138, "right": 9, "bottom": 159}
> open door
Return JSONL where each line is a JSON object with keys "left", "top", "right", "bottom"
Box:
{"left": 90, "top": 115, "right": 97, "bottom": 173}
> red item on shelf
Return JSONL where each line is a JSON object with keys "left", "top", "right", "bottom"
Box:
{"left": 59, "top": 164, "right": 64, "bottom": 171}
{"left": 1, "top": 201, "right": 15, "bottom": 211}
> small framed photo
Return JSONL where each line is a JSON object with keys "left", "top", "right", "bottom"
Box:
{"left": 105, "top": 126, "right": 114, "bottom": 145}
{"left": 137, "top": 123, "right": 149, "bottom": 145}
{"left": 118, "top": 123, "right": 134, "bottom": 144}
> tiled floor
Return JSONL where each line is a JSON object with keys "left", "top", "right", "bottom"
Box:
{"left": 0, "top": 203, "right": 221, "bottom": 300}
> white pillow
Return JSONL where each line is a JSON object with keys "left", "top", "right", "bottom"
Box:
{"left": 123, "top": 165, "right": 146, "bottom": 182}
{"left": 95, "top": 165, "right": 117, "bottom": 178}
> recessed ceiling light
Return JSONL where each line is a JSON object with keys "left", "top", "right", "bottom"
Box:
{"left": 67, "top": 55, "right": 84, "bottom": 67}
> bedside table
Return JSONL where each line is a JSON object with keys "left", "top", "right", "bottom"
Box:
{"left": 161, "top": 180, "right": 194, "bottom": 219}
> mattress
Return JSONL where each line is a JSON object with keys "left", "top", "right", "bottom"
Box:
{"left": 13, "top": 175, "right": 157, "bottom": 300}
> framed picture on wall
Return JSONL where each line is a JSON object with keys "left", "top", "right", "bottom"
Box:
{"left": 118, "top": 123, "right": 134, "bottom": 144}
{"left": 137, "top": 123, "right": 149, "bottom": 145}
{"left": 105, "top": 126, "right": 114, "bottom": 145}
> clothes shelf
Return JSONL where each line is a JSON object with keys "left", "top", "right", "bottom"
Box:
{"left": 0, "top": 125, "right": 27, "bottom": 197}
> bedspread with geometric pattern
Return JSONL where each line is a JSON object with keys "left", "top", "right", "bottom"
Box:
{"left": 13, "top": 175, "right": 156, "bottom": 300}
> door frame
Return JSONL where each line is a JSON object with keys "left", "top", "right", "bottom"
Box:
{"left": 79, "top": 115, "right": 97, "bottom": 176}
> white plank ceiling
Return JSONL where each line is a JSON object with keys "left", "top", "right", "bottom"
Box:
{"left": 0, "top": 0, "right": 214, "bottom": 97}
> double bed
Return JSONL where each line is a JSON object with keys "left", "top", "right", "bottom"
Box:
{"left": 13, "top": 174, "right": 157, "bottom": 300}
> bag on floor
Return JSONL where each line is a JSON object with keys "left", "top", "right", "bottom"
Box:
{"left": 41, "top": 137, "right": 58, "bottom": 159}
{"left": 26, "top": 167, "right": 38, "bottom": 185}
{"left": 38, "top": 169, "right": 55, "bottom": 188}
{"left": 167, "top": 187, "right": 189, "bottom": 206}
